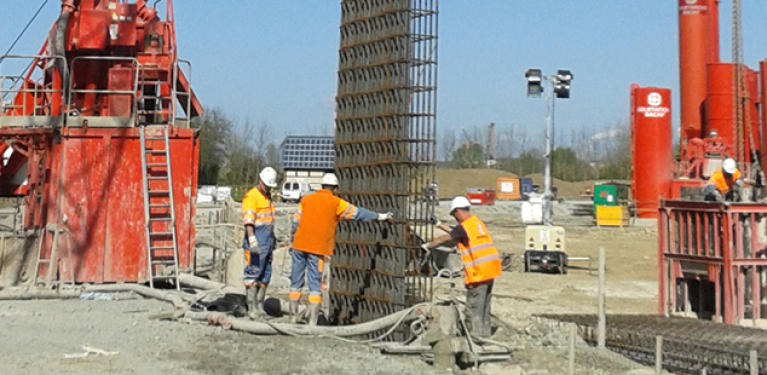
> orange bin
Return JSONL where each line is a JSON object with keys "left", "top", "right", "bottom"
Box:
{"left": 496, "top": 177, "right": 520, "bottom": 201}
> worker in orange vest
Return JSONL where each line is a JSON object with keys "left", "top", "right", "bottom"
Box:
{"left": 288, "top": 173, "right": 393, "bottom": 325}
{"left": 241, "top": 167, "right": 278, "bottom": 319}
{"left": 704, "top": 158, "right": 751, "bottom": 202}
{"left": 423, "top": 196, "right": 502, "bottom": 338}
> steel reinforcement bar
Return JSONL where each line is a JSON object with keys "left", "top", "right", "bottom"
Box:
{"left": 539, "top": 314, "right": 767, "bottom": 374}
{"left": 330, "top": 0, "right": 438, "bottom": 340}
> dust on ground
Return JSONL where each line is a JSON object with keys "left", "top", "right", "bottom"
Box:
{"left": 0, "top": 199, "right": 661, "bottom": 375}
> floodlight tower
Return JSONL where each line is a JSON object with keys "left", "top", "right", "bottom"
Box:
{"left": 525, "top": 69, "right": 573, "bottom": 225}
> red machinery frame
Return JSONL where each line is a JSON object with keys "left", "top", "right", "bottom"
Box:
{"left": 0, "top": 0, "right": 201, "bottom": 286}
{"left": 658, "top": 200, "right": 767, "bottom": 326}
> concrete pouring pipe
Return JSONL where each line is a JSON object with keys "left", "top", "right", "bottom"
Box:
{"left": 184, "top": 304, "right": 427, "bottom": 337}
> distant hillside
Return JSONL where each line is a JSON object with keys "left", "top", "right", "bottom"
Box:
{"left": 435, "top": 169, "right": 598, "bottom": 200}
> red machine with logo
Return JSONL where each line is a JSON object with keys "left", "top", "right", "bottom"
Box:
{"left": 630, "top": 86, "right": 672, "bottom": 219}
{"left": 0, "top": 0, "right": 201, "bottom": 287}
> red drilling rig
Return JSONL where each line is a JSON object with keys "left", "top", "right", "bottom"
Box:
{"left": 632, "top": 0, "right": 767, "bottom": 218}
{"left": 632, "top": 1, "right": 767, "bottom": 326}
{"left": 0, "top": 0, "right": 202, "bottom": 288}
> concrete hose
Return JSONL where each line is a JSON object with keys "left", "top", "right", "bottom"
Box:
{"left": 84, "top": 284, "right": 186, "bottom": 308}
{"left": 177, "top": 274, "right": 226, "bottom": 290}
{"left": 0, "top": 286, "right": 82, "bottom": 300}
{"left": 184, "top": 303, "right": 428, "bottom": 339}
{"left": 0, "top": 284, "right": 186, "bottom": 309}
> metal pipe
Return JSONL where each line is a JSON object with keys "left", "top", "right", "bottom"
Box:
{"left": 543, "top": 77, "right": 555, "bottom": 225}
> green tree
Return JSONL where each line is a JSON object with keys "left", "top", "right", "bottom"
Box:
{"left": 552, "top": 147, "right": 591, "bottom": 181}
{"left": 192, "top": 108, "right": 233, "bottom": 185}
{"left": 451, "top": 142, "right": 484, "bottom": 169}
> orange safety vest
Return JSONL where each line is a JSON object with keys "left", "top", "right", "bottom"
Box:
{"left": 707, "top": 168, "right": 741, "bottom": 194}
{"left": 241, "top": 187, "right": 275, "bottom": 228}
{"left": 458, "top": 215, "right": 502, "bottom": 285}
{"left": 291, "top": 189, "right": 357, "bottom": 256}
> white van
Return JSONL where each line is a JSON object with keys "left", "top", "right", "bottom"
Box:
{"left": 281, "top": 181, "right": 312, "bottom": 203}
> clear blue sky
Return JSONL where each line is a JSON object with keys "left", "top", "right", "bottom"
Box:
{"left": 3, "top": 1, "right": 767, "bottom": 150}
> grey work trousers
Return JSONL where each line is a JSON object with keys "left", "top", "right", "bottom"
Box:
{"left": 465, "top": 279, "right": 494, "bottom": 338}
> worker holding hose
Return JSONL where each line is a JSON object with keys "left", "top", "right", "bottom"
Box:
{"left": 241, "top": 167, "right": 278, "bottom": 319}
{"left": 288, "top": 173, "right": 393, "bottom": 325}
{"left": 422, "top": 196, "right": 502, "bottom": 338}
{"left": 704, "top": 158, "right": 752, "bottom": 202}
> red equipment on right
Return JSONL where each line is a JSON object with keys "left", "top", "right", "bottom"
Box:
{"left": 633, "top": 0, "right": 767, "bottom": 327}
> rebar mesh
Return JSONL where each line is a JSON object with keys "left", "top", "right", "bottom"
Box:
{"left": 329, "top": 0, "right": 438, "bottom": 339}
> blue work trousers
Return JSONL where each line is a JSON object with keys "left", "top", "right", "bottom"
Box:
{"left": 242, "top": 233, "right": 273, "bottom": 286}
{"left": 289, "top": 249, "right": 322, "bottom": 298}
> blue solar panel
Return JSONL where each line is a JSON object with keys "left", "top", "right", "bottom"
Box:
{"left": 281, "top": 136, "right": 335, "bottom": 170}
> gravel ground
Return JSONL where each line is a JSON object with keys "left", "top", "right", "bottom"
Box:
{"left": 1, "top": 200, "right": 667, "bottom": 374}
{"left": 0, "top": 298, "right": 445, "bottom": 375}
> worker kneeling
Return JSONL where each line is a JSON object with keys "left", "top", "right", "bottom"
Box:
{"left": 241, "top": 167, "right": 278, "bottom": 319}
{"left": 288, "top": 173, "right": 393, "bottom": 326}
{"left": 423, "top": 196, "right": 502, "bottom": 338}
{"left": 704, "top": 158, "right": 749, "bottom": 202}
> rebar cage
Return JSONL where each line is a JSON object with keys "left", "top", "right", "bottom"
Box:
{"left": 330, "top": 0, "right": 438, "bottom": 337}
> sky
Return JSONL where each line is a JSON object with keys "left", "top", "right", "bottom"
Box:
{"left": 3, "top": 1, "right": 767, "bottom": 153}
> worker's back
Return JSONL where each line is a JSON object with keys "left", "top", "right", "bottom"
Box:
{"left": 292, "top": 190, "right": 342, "bottom": 256}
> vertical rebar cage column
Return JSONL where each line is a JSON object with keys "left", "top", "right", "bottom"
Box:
{"left": 331, "top": 0, "right": 438, "bottom": 339}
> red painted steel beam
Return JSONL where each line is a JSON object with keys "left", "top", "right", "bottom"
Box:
{"left": 176, "top": 69, "right": 203, "bottom": 118}
{"left": 761, "top": 60, "right": 767, "bottom": 168}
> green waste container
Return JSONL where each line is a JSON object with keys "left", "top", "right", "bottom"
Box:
{"left": 593, "top": 184, "right": 629, "bottom": 213}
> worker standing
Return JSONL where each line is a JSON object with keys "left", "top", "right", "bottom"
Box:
{"left": 704, "top": 158, "right": 750, "bottom": 202}
{"left": 241, "top": 167, "right": 278, "bottom": 319}
{"left": 422, "top": 196, "right": 502, "bottom": 338}
{"left": 288, "top": 173, "right": 393, "bottom": 325}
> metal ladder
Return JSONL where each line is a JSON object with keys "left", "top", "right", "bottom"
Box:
{"left": 139, "top": 125, "right": 180, "bottom": 289}
{"left": 33, "top": 152, "right": 74, "bottom": 287}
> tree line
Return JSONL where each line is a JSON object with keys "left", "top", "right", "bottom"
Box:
{"left": 440, "top": 122, "right": 631, "bottom": 181}
{"left": 192, "top": 108, "right": 632, "bottom": 189}
{"left": 192, "top": 109, "right": 281, "bottom": 188}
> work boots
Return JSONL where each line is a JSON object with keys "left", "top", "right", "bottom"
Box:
{"left": 289, "top": 300, "right": 299, "bottom": 324}
{"left": 256, "top": 284, "right": 268, "bottom": 315}
{"left": 246, "top": 285, "right": 258, "bottom": 320}
{"left": 307, "top": 303, "right": 320, "bottom": 326}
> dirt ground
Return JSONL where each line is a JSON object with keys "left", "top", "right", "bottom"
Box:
{"left": 435, "top": 168, "right": 616, "bottom": 200}
{"left": 0, "top": 200, "right": 661, "bottom": 375}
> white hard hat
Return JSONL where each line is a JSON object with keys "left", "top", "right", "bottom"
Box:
{"left": 321, "top": 173, "right": 339, "bottom": 187}
{"left": 722, "top": 158, "right": 737, "bottom": 174}
{"left": 449, "top": 196, "right": 471, "bottom": 214}
{"left": 259, "top": 167, "right": 278, "bottom": 188}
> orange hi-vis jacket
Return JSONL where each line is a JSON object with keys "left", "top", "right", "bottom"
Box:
{"left": 241, "top": 187, "right": 275, "bottom": 228}
{"left": 708, "top": 168, "right": 741, "bottom": 194}
{"left": 458, "top": 215, "right": 502, "bottom": 285}
{"left": 291, "top": 189, "right": 368, "bottom": 256}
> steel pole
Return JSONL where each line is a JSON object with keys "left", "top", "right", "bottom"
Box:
{"left": 543, "top": 77, "right": 554, "bottom": 225}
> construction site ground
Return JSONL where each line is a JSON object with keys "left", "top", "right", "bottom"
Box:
{"left": 0, "top": 201, "right": 662, "bottom": 375}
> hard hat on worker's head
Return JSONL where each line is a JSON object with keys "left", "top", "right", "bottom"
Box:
{"left": 321, "top": 173, "right": 339, "bottom": 187}
{"left": 449, "top": 196, "right": 471, "bottom": 215}
{"left": 722, "top": 158, "right": 737, "bottom": 175}
{"left": 259, "top": 167, "right": 278, "bottom": 188}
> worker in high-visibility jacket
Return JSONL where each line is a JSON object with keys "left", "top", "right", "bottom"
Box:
{"left": 288, "top": 173, "right": 393, "bottom": 325}
{"left": 704, "top": 158, "right": 751, "bottom": 202}
{"left": 241, "top": 167, "right": 278, "bottom": 319}
{"left": 422, "top": 196, "right": 502, "bottom": 338}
